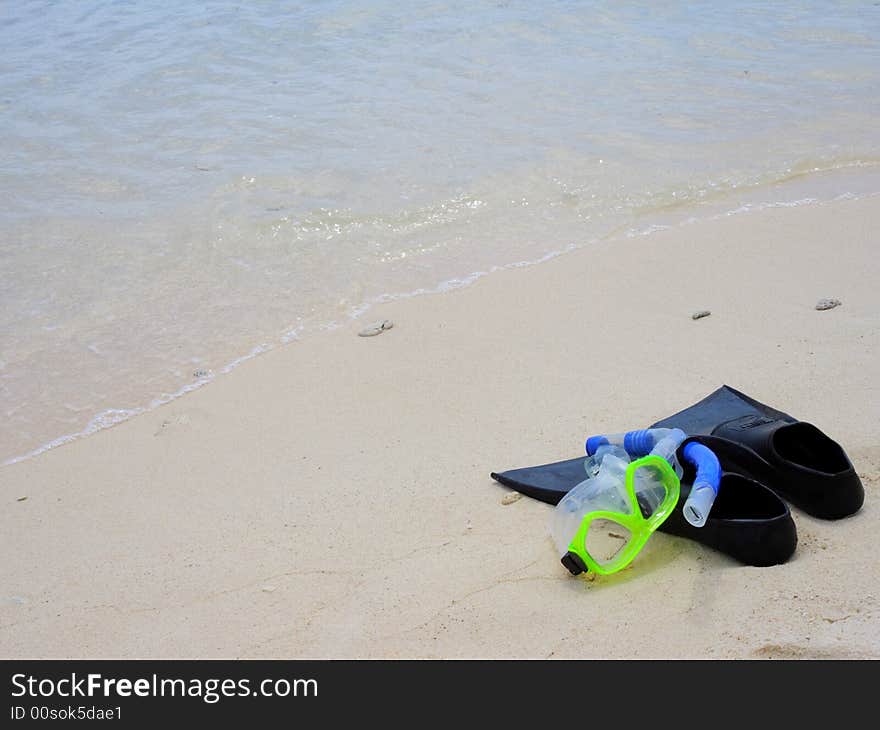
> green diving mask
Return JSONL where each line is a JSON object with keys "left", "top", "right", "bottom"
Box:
{"left": 550, "top": 453, "right": 680, "bottom": 576}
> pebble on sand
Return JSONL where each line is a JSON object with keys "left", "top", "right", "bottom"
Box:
{"left": 501, "top": 492, "right": 523, "bottom": 505}
{"left": 358, "top": 319, "right": 394, "bottom": 337}
{"left": 815, "top": 298, "right": 842, "bottom": 311}
{"left": 16, "top": 496, "right": 27, "bottom": 502}
{"left": 691, "top": 310, "right": 711, "bottom": 320}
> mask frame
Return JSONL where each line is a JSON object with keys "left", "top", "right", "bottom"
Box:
{"left": 564, "top": 454, "right": 680, "bottom": 575}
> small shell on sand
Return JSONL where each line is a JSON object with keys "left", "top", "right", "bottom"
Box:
{"left": 501, "top": 491, "right": 523, "bottom": 505}
{"left": 691, "top": 310, "right": 711, "bottom": 320}
{"left": 358, "top": 320, "right": 394, "bottom": 337}
{"left": 815, "top": 298, "right": 841, "bottom": 311}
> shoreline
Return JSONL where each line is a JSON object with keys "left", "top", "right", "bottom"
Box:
{"left": 6, "top": 163, "right": 880, "bottom": 468}
{"left": 2, "top": 192, "right": 879, "bottom": 658}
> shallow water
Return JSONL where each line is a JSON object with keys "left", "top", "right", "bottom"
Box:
{"left": 2, "top": 1, "right": 880, "bottom": 463}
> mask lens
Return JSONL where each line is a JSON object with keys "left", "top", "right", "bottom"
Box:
{"left": 583, "top": 518, "right": 633, "bottom": 568}
{"left": 630, "top": 461, "right": 673, "bottom": 519}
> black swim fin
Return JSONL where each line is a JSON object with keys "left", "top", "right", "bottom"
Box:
{"left": 651, "top": 385, "right": 864, "bottom": 519}
{"left": 491, "top": 457, "right": 797, "bottom": 567}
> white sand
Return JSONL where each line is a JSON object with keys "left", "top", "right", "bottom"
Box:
{"left": 2, "top": 193, "right": 879, "bottom": 658}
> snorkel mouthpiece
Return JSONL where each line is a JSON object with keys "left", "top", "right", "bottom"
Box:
{"left": 680, "top": 441, "right": 721, "bottom": 527}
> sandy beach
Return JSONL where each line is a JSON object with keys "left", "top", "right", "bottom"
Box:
{"left": 2, "top": 191, "right": 878, "bottom": 659}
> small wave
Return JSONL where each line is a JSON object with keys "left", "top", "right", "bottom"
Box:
{"left": 4, "top": 167, "right": 879, "bottom": 468}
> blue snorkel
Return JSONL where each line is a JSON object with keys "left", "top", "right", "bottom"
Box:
{"left": 680, "top": 441, "right": 721, "bottom": 527}
{"left": 587, "top": 429, "right": 681, "bottom": 459}
{"left": 585, "top": 428, "right": 721, "bottom": 527}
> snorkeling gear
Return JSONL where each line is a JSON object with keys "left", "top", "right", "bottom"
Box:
{"left": 550, "top": 428, "right": 728, "bottom": 575}
{"left": 552, "top": 430, "right": 684, "bottom": 576}
{"left": 651, "top": 385, "right": 864, "bottom": 519}
{"left": 492, "top": 414, "right": 799, "bottom": 568}
{"left": 493, "top": 455, "right": 797, "bottom": 568}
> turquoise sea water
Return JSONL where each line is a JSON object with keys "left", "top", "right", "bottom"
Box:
{"left": 2, "top": 1, "right": 880, "bottom": 462}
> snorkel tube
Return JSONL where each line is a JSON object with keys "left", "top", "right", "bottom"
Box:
{"left": 585, "top": 428, "right": 685, "bottom": 478}
{"left": 587, "top": 428, "right": 683, "bottom": 460}
{"left": 585, "top": 428, "right": 721, "bottom": 527}
{"left": 680, "top": 441, "right": 721, "bottom": 528}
